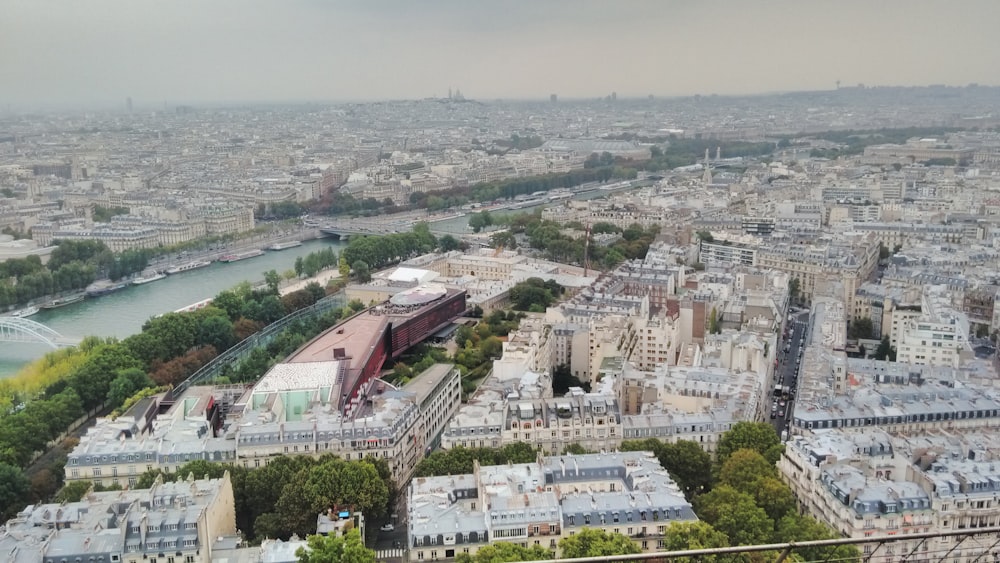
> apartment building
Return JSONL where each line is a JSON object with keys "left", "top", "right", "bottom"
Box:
{"left": 780, "top": 429, "right": 1000, "bottom": 562}
{"left": 440, "top": 368, "right": 622, "bottom": 455}
{"left": 618, "top": 344, "right": 769, "bottom": 455}
{"left": 756, "top": 234, "right": 879, "bottom": 305}
{"left": 895, "top": 288, "right": 972, "bottom": 368}
{"left": 698, "top": 239, "right": 757, "bottom": 267}
{"left": 66, "top": 364, "right": 461, "bottom": 487}
{"left": 406, "top": 451, "right": 695, "bottom": 561}
{"left": 0, "top": 473, "right": 236, "bottom": 563}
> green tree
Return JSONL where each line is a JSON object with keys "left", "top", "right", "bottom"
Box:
{"left": 264, "top": 269, "right": 282, "bottom": 294}
{"left": 708, "top": 307, "right": 721, "bottom": 334}
{"left": 848, "top": 317, "right": 874, "bottom": 339}
{"left": 874, "top": 335, "right": 896, "bottom": 361}
{"left": 0, "top": 462, "right": 30, "bottom": 521}
{"left": 775, "top": 514, "right": 862, "bottom": 562}
{"left": 455, "top": 542, "right": 551, "bottom": 563}
{"left": 716, "top": 422, "right": 782, "bottom": 466}
{"left": 438, "top": 234, "right": 461, "bottom": 252}
{"left": 718, "top": 449, "right": 776, "bottom": 493}
{"left": 558, "top": 528, "right": 640, "bottom": 558}
{"left": 752, "top": 477, "right": 797, "bottom": 524}
{"left": 352, "top": 261, "right": 371, "bottom": 283}
{"left": 296, "top": 529, "right": 375, "bottom": 563}
{"left": 107, "top": 367, "right": 154, "bottom": 408}
{"left": 661, "top": 521, "right": 730, "bottom": 562}
{"left": 788, "top": 277, "right": 801, "bottom": 303}
{"left": 662, "top": 440, "right": 714, "bottom": 497}
{"left": 693, "top": 485, "right": 773, "bottom": 546}
{"left": 562, "top": 443, "right": 590, "bottom": 455}
{"left": 54, "top": 480, "right": 94, "bottom": 503}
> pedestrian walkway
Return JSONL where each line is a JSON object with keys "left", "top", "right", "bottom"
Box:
{"left": 376, "top": 548, "right": 405, "bottom": 559}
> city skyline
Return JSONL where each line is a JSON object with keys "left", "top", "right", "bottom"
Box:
{"left": 4, "top": 0, "right": 1000, "bottom": 108}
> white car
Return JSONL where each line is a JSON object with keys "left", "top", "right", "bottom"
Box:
{"left": 380, "top": 524, "right": 395, "bottom": 532}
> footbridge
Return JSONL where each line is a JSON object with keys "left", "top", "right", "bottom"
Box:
{"left": 0, "top": 317, "right": 81, "bottom": 349}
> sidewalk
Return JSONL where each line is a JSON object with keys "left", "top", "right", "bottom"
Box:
{"left": 279, "top": 267, "right": 342, "bottom": 296}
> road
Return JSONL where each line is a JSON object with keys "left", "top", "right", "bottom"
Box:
{"left": 769, "top": 309, "right": 810, "bottom": 437}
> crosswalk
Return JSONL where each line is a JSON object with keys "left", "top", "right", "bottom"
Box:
{"left": 376, "top": 548, "right": 405, "bottom": 560}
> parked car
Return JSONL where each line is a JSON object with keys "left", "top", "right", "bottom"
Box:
{"left": 380, "top": 524, "right": 395, "bottom": 532}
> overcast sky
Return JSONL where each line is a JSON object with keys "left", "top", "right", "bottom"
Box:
{"left": 3, "top": 0, "right": 999, "bottom": 107}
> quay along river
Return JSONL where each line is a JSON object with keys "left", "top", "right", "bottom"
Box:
{"left": 0, "top": 238, "right": 346, "bottom": 378}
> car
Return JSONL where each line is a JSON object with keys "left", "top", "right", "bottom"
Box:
{"left": 380, "top": 524, "right": 395, "bottom": 532}
{"left": 770, "top": 411, "right": 777, "bottom": 419}
{"left": 778, "top": 410, "right": 785, "bottom": 417}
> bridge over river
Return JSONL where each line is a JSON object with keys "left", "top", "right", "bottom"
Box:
{"left": 0, "top": 317, "right": 81, "bottom": 349}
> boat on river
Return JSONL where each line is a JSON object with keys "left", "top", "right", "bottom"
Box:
{"left": 132, "top": 272, "right": 167, "bottom": 286}
{"left": 86, "top": 280, "right": 130, "bottom": 298}
{"left": 218, "top": 249, "right": 265, "bottom": 263}
{"left": 165, "top": 260, "right": 212, "bottom": 275}
{"left": 8, "top": 305, "right": 40, "bottom": 318}
{"left": 40, "top": 293, "right": 86, "bottom": 309}
{"left": 267, "top": 240, "right": 302, "bottom": 251}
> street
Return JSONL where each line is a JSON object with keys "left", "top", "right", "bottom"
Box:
{"left": 770, "top": 309, "right": 810, "bottom": 438}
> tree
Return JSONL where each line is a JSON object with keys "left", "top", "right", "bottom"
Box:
{"left": 661, "top": 440, "right": 713, "bottom": 498}
{"left": 752, "top": 477, "right": 797, "bottom": 523}
{"left": 788, "top": 277, "right": 801, "bottom": 304}
{"left": 264, "top": 269, "right": 282, "bottom": 294}
{"left": 107, "top": 367, "right": 154, "bottom": 408}
{"left": 296, "top": 529, "right": 375, "bottom": 563}
{"left": 716, "top": 422, "right": 782, "bottom": 466}
{"left": 776, "top": 514, "right": 862, "bottom": 562}
{"left": 352, "top": 261, "right": 371, "bottom": 283}
{"left": 708, "top": 307, "right": 721, "bottom": 334}
{"left": 874, "top": 335, "right": 896, "bottom": 361}
{"left": 439, "top": 234, "right": 461, "bottom": 252}
{"left": 558, "top": 528, "right": 640, "bottom": 558}
{"left": 455, "top": 542, "right": 550, "bottom": 563}
{"left": 562, "top": 443, "right": 590, "bottom": 455}
{"left": 848, "top": 317, "right": 874, "bottom": 339}
{"left": 661, "top": 521, "right": 730, "bottom": 562}
{"left": 718, "top": 449, "right": 776, "bottom": 493}
{"left": 693, "top": 485, "right": 773, "bottom": 546}
{"left": 0, "top": 462, "right": 30, "bottom": 521}
{"left": 54, "top": 480, "right": 94, "bottom": 503}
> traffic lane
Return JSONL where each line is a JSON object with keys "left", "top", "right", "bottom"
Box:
{"left": 375, "top": 526, "right": 408, "bottom": 552}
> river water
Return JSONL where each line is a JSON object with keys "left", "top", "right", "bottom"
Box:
{"left": 0, "top": 238, "right": 346, "bottom": 378}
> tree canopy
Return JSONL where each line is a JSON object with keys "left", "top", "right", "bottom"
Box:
{"left": 558, "top": 528, "right": 640, "bottom": 558}
{"left": 297, "top": 529, "right": 375, "bottom": 563}
{"left": 455, "top": 542, "right": 551, "bottom": 563}
{"left": 715, "top": 422, "right": 783, "bottom": 466}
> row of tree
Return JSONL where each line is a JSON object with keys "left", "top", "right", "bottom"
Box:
{"left": 494, "top": 213, "right": 659, "bottom": 271}
{"left": 0, "top": 240, "right": 154, "bottom": 308}
{"left": 314, "top": 165, "right": 636, "bottom": 219}
{"left": 339, "top": 223, "right": 438, "bottom": 274}
{"left": 509, "top": 277, "right": 564, "bottom": 312}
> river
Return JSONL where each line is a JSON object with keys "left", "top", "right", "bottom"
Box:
{"left": 0, "top": 238, "right": 346, "bottom": 378}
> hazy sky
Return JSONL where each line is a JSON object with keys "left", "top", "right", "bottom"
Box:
{"left": 4, "top": 0, "right": 1000, "bottom": 107}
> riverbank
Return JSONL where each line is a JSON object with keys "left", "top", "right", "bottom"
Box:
{"left": 0, "top": 238, "right": 346, "bottom": 378}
